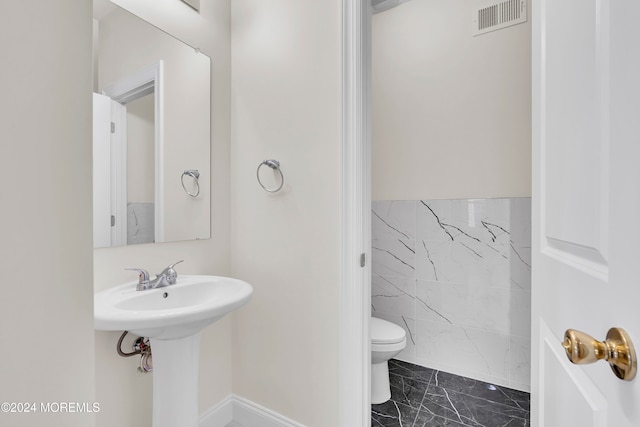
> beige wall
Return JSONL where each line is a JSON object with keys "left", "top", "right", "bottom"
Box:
{"left": 0, "top": 1, "right": 95, "bottom": 426}
{"left": 94, "top": 0, "right": 232, "bottom": 424}
{"left": 230, "top": 0, "right": 342, "bottom": 425}
{"left": 127, "top": 93, "right": 155, "bottom": 203}
{"left": 372, "top": 0, "right": 531, "bottom": 200}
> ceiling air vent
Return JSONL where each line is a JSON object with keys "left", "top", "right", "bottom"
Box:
{"left": 473, "top": 0, "right": 527, "bottom": 36}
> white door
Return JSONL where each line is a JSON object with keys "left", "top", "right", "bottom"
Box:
{"left": 92, "top": 93, "right": 127, "bottom": 248}
{"left": 93, "top": 93, "right": 112, "bottom": 248}
{"left": 109, "top": 99, "right": 127, "bottom": 247}
{"left": 532, "top": 0, "right": 640, "bottom": 425}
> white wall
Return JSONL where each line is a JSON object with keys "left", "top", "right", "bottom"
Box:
{"left": 372, "top": 0, "right": 531, "bottom": 200}
{"left": 94, "top": 0, "right": 232, "bottom": 425}
{"left": 230, "top": 0, "right": 342, "bottom": 425}
{"left": 0, "top": 1, "right": 95, "bottom": 426}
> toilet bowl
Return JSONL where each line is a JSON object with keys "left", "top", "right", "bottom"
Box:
{"left": 371, "top": 317, "right": 407, "bottom": 404}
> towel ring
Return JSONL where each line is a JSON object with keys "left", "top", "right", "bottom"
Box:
{"left": 181, "top": 170, "right": 200, "bottom": 197}
{"left": 257, "top": 160, "right": 284, "bottom": 193}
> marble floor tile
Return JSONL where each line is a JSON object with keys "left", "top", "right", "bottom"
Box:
{"left": 412, "top": 412, "right": 469, "bottom": 427}
{"left": 431, "top": 371, "right": 530, "bottom": 412}
{"left": 372, "top": 399, "right": 419, "bottom": 427}
{"left": 389, "top": 372, "right": 429, "bottom": 410}
{"left": 372, "top": 360, "right": 530, "bottom": 427}
{"left": 419, "top": 386, "right": 528, "bottom": 426}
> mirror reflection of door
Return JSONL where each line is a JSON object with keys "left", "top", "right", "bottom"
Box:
{"left": 126, "top": 92, "right": 155, "bottom": 245}
{"left": 92, "top": 2, "right": 211, "bottom": 249}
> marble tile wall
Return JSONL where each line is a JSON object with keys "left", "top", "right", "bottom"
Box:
{"left": 372, "top": 198, "right": 531, "bottom": 391}
{"left": 127, "top": 202, "right": 155, "bottom": 245}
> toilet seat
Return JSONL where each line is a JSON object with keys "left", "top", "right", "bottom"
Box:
{"left": 371, "top": 317, "right": 406, "bottom": 345}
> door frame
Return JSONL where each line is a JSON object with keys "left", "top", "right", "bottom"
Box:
{"left": 339, "top": 0, "right": 372, "bottom": 426}
{"left": 102, "top": 61, "right": 165, "bottom": 244}
{"left": 110, "top": 100, "right": 127, "bottom": 246}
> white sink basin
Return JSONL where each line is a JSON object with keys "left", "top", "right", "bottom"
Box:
{"left": 94, "top": 275, "right": 253, "bottom": 339}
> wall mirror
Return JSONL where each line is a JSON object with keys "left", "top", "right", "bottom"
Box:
{"left": 92, "top": 1, "right": 211, "bottom": 248}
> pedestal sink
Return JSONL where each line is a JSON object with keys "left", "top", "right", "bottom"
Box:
{"left": 94, "top": 275, "right": 253, "bottom": 427}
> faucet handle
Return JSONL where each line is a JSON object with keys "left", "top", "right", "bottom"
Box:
{"left": 166, "top": 260, "right": 184, "bottom": 270}
{"left": 125, "top": 268, "right": 150, "bottom": 284}
{"left": 159, "top": 260, "right": 183, "bottom": 285}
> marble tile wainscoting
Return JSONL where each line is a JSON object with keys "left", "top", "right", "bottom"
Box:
{"left": 371, "top": 359, "right": 530, "bottom": 427}
{"left": 371, "top": 198, "right": 531, "bottom": 391}
{"left": 127, "top": 201, "right": 155, "bottom": 245}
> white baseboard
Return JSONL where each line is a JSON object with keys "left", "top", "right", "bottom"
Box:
{"left": 200, "top": 394, "right": 305, "bottom": 427}
{"left": 199, "top": 395, "right": 234, "bottom": 427}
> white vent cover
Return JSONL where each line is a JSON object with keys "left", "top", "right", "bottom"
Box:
{"left": 473, "top": 0, "right": 527, "bottom": 36}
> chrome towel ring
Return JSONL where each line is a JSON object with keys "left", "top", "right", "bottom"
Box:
{"left": 181, "top": 170, "right": 200, "bottom": 197}
{"left": 257, "top": 159, "right": 284, "bottom": 193}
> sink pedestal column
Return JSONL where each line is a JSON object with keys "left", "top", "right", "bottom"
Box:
{"left": 150, "top": 333, "right": 201, "bottom": 427}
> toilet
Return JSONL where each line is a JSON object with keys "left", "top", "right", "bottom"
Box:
{"left": 371, "top": 317, "right": 407, "bottom": 404}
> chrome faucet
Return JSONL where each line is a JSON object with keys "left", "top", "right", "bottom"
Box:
{"left": 126, "top": 260, "right": 184, "bottom": 291}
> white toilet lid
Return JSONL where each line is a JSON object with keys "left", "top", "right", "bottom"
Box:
{"left": 371, "top": 317, "right": 406, "bottom": 344}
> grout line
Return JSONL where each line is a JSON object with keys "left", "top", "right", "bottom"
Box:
{"left": 412, "top": 368, "right": 435, "bottom": 427}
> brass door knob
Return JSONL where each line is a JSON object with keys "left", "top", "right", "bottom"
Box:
{"left": 563, "top": 328, "right": 637, "bottom": 381}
